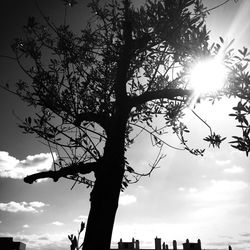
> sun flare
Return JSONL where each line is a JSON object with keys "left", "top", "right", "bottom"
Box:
{"left": 189, "top": 57, "right": 227, "bottom": 95}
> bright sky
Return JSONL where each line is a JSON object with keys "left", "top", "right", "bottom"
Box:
{"left": 0, "top": 1, "right": 250, "bottom": 250}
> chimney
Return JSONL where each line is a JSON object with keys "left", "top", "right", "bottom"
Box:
{"left": 198, "top": 239, "right": 201, "bottom": 250}
{"left": 118, "top": 238, "right": 123, "bottom": 249}
{"left": 155, "top": 237, "right": 161, "bottom": 250}
{"left": 162, "top": 242, "right": 166, "bottom": 250}
{"left": 136, "top": 240, "right": 140, "bottom": 249}
{"left": 173, "top": 240, "right": 177, "bottom": 250}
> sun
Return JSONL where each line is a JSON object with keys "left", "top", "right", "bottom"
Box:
{"left": 189, "top": 57, "right": 228, "bottom": 95}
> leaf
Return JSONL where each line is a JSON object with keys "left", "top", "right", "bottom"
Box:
{"left": 80, "top": 222, "right": 85, "bottom": 233}
{"left": 126, "top": 166, "right": 134, "bottom": 173}
{"left": 241, "top": 63, "right": 248, "bottom": 71}
{"left": 203, "top": 133, "right": 226, "bottom": 148}
{"left": 122, "top": 181, "right": 128, "bottom": 188}
{"left": 68, "top": 234, "right": 73, "bottom": 241}
{"left": 73, "top": 236, "right": 78, "bottom": 248}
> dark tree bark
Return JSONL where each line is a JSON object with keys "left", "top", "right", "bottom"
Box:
{"left": 82, "top": 107, "right": 129, "bottom": 250}
{"left": 82, "top": 163, "right": 124, "bottom": 250}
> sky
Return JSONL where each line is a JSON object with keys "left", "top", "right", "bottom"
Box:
{"left": 0, "top": 1, "right": 250, "bottom": 250}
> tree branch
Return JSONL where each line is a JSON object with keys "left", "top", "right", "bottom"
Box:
{"left": 130, "top": 88, "right": 192, "bottom": 107}
{"left": 74, "top": 112, "right": 109, "bottom": 131}
{"left": 24, "top": 161, "right": 99, "bottom": 184}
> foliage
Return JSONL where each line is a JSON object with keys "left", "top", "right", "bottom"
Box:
{"left": 226, "top": 47, "right": 250, "bottom": 156}
{"left": 3, "top": 0, "right": 249, "bottom": 188}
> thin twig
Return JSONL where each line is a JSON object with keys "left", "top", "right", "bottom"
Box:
{"left": 191, "top": 109, "right": 213, "bottom": 135}
{"left": 130, "top": 122, "right": 185, "bottom": 151}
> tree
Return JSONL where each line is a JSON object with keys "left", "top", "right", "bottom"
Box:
{"left": 2, "top": 0, "right": 250, "bottom": 249}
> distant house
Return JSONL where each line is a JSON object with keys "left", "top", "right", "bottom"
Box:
{"left": 0, "top": 237, "right": 26, "bottom": 250}
{"left": 182, "top": 239, "right": 201, "bottom": 250}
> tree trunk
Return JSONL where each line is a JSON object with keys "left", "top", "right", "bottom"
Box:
{"left": 82, "top": 163, "right": 124, "bottom": 250}
{"left": 82, "top": 111, "right": 128, "bottom": 250}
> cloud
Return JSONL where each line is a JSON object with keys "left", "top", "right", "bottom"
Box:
{"left": 189, "top": 179, "right": 248, "bottom": 203}
{"left": 38, "top": 236, "right": 49, "bottom": 241}
{"left": 224, "top": 165, "right": 244, "bottom": 174}
{"left": 119, "top": 194, "right": 137, "bottom": 206}
{"left": 0, "top": 232, "right": 69, "bottom": 250}
{"left": 240, "top": 233, "right": 250, "bottom": 237}
{"left": 0, "top": 151, "right": 57, "bottom": 180}
{"left": 52, "top": 221, "right": 64, "bottom": 226}
{"left": 23, "top": 224, "right": 30, "bottom": 228}
{"left": 0, "top": 201, "right": 48, "bottom": 213}
{"left": 189, "top": 187, "right": 198, "bottom": 193}
{"left": 183, "top": 179, "right": 248, "bottom": 223}
{"left": 29, "top": 201, "right": 46, "bottom": 208}
{"left": 206, "top": 240, "right": 238, "bottom": 247}
{"left": 74, "top": 215, "right": 88, "bottom": 223}
{"left": 215, "top": 159, "right": 231, "bottom": 166}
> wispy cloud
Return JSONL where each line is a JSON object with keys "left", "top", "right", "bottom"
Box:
{"left": 0, "top": 201, "right": 48, "bottom": 213}
{"left": 119, "top": 193, "right": 137, "bottom": 206}
{"left": 52, "top": 221, "right": 64, "bottom": 226}
{"left": 0, "top": 151, "right": 57, "bottom": 180}
{"left": 224, "top": 165, "right": 244, "bottom": 174}
{"left": 215, "top": 159, "right": 231, "bottom": 166}
{"left": 189, "top": 179, "right": 248, "bottom": 203}
{"left": 206, "top": 240, "right": 238, "bottom": 248}
{"left": 74, "top": 215, "right": 88, "bottom": 223}
{"left": 240, "top": 233, "right": 250, "bottom": 237}
{"left": 183, "top": 179, "right": 248, "bottom": 224}
{"left": 189, "top": 187, "right": 198, "bottom": 193}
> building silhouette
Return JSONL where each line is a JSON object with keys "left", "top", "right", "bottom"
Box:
{"left": 117, "top": 237, "right": 232, "bottom": 250}
{"left": 0, "top": 237, "right": 26, "bottom": 250}
{"left": 0, "top": 235, "right": 233, "bottom": 250}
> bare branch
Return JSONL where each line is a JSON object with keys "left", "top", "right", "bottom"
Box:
{"left": 191, "top": 109, "right": 213, "bottom": 135}
{"left": 130, "top": 122, "right": 185, "bottom": 151}
{"left": 130, "top": 145, "right": 166, "bottom": 182}
{"left": 207, "top": 0, "right": 231, "bottom": 13}
{"left": 130, "top": 88, "right": 192, "bottom": 108}
{"left": 24, "top": 161, "right": 99, "bottom": 184}
{"left": 74, "top": 112, "right": 109, "bottom": 132}
{"left": 0, "top": 54, "right": 17, "bottom": 60}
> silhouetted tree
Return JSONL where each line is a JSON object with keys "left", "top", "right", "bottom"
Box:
{"left": 3, "top": 0, "right": 250, "bottom": 249}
